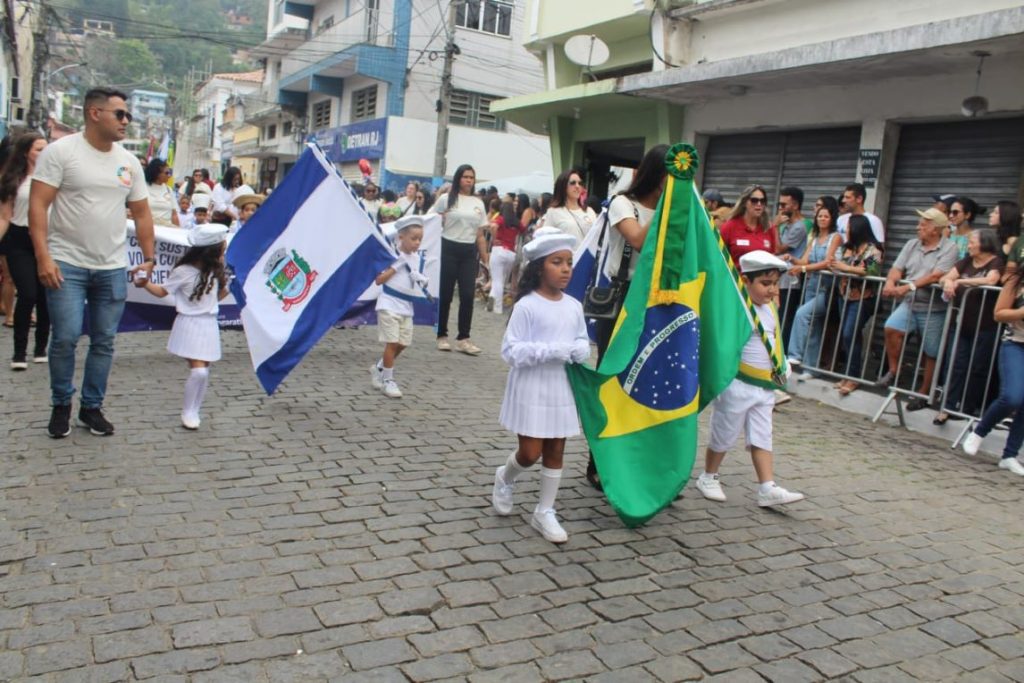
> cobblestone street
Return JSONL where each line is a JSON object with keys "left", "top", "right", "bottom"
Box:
{"left": 2, "top": 305, "right": 1024, "bottom": 682}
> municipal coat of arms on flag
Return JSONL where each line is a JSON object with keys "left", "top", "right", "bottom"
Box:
{"left": 566, "top": 144, "right": 752, "bottom": 527}
{"left": 226, "top": 142, "right": 396, "bottom": 394}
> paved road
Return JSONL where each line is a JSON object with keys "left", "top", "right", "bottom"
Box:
{"left": 2, "top": 304, "right": 1023, "bottom": 682}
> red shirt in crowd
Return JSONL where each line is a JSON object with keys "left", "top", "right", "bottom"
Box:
{"left": 492, "top": 216, "right": 525, "bottom": 251}
{"left": 719, "top": 217, "right": 778, "bottom": 265}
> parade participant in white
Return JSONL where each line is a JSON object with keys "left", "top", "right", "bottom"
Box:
{"left": 370, "top": 216, "right": 428, "bottom": 399}
{"left": 139, "top": 224, "right": 231, "bottom": 429}
{"left": 696, "top": 250, "right": 806, "bottom": 508}
{"left": 492, "top": 227, "right": 590, "bottom": 544}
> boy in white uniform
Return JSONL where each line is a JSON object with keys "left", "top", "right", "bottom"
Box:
{"left": 696, "top": 250, "right": 806, "bottom": 507}
{"left": 370, "top": 215, "right": 428, "bottom": 398}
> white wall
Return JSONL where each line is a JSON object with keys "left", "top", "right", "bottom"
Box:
{"left": 385, "top": 116, "right": 550, "bottom": 181}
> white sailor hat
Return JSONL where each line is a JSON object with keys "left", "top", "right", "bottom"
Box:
{"left": 394, "top": 215, "right": 425, "bottom": 232}
{"left": 523, "top": 226, "right": 576, "bottom": 262}
{"left": 187, "top": 223, "right": 229, "bottom": 247}
{"left": 739, "top": 250, "right": 788, "bottom": 275}
{"left": 190, "top": 192, "right": 212, "bottom": 211}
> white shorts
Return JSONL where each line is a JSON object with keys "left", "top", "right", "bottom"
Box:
{"left": 378, "top": 310, "right": 413, "bottom": 346}
{"left": 708, "top": 378, "right": 775, "bottom": 453}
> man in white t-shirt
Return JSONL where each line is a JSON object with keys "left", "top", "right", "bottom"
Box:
{"left": 836, "top": 182, "right": 885, "bottom": 245}
{"left": 29, "top": 87, "right": 157, "bottom": 439}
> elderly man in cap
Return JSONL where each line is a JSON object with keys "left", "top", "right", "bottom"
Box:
{"left": 879, "top": 207, "right": 959, "bottom": 408}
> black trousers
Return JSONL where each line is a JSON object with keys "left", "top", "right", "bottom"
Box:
{"left": 587, "top": 290, "right": 627, "bottom": 477}
{"left": 2, "top": 225, "right": 49, "bottom": 359}
{"left": 438, "top": 238, "right": 478, "bottom": 340}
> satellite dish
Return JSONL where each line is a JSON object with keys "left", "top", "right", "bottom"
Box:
{"left": 564, "top": 35, "right": 610, "bottom": 69}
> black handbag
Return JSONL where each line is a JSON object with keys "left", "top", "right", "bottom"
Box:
{"left": 583, "top": 204, "right": 635, "bottom": 320}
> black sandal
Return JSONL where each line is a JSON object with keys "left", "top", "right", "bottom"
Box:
{"left": 905, "top": 397, "right": 929, "bottom": 412}
{"left": 585, "top": 458, "right": 603, "bottom": 492}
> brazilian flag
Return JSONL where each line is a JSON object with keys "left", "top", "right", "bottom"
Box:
{"left": 566, "top": 144, "right": 752, "bottom": 527}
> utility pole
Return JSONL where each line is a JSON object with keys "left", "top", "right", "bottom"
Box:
{"left": 431, "top": 0, "right": 458, "bottom": 182}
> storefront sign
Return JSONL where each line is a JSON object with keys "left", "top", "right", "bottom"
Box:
{"left": 310, "top": 118, "right": 387, "bottom": 164}
{"left": 859, "top": 149, "right": 881, "bottom": 188}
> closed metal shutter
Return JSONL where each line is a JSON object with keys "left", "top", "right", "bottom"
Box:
{"left": 702, "top": 128, "right": 860, "bottom": 210}
{"left": 886, "top": 117, "right": 1024, "bottom": 264}
{"left": 339, "top": 159, "right": 380, "bottom": 186}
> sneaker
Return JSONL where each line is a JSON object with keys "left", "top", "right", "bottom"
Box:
{"left": 774, "top": 389, "right": 792, "bottom": 405}
{"left": 437, "top": 337, "right": 451, "bottom": 352}
{"left": 10, "top": 356, "right": 27, "bottom": 370}
{"left": 788, "top": 358, "right": 802, "bottom": 369}
{"left": 455, "top": 339, "right": 482, "bottom": 356}
{"left": 181, "top": 412, "right": 201, "bottom": 430}
{"left": 48, "top": 404, "right": 72, "bottom": 439}
{"left": 492, "top": 467, "right": 514, "bottom": 515}
{"left": 531, "top": 508, "right": 568, "bottom": 543}
{"left": 32, "top": 354, "right": 47, "bottom": 364}
{"left": 369, "top": 363, "right": 383, "bottom": 389}
{"left": 382, "top": 379, "right": 403, "bottom": 398}
{"left": 962, "top": 431, "right": 982, "bottom": 456}
{"left": 78, "top": 407, "right": 115, "bottom": 436}
{"left": 696, "top": 474, "right": 726, "bottom": 502}
{"left": 876, "top": 370, "right": 895, "bottom": 387}
{"left": 757, "top": 485, "right": 805, "bottom": 507}
{"left": 999, "top": 457, "right": 1024, "bottom": 476}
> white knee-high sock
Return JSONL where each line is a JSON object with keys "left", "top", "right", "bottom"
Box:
{"left": 183, "top": 367, "right": 210, "bottom": 417}
{"left": 536, "top": 467, "right": 563, "bottom": 512}
{"left": 502, "top": 451, "right": 531, "bottom": 484}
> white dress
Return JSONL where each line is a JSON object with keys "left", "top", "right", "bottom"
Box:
{"left": 165, "top": 265, "right": 222, "bottom": 362}
{"left": 499, "top": 292, "right": 590, "bottom": 438}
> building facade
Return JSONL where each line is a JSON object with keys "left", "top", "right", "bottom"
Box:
{"left": 496, "top": 0, "right": 1024, "bottom": 256}
{"left": 176, "top": 70, "right": 263, "bottom": 181}
{"left": 248, "top": 0, "right": 551, "bottom": 191}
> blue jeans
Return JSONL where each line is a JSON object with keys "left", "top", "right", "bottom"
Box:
{"left": 787, "top": 288, "right": 829, "bottom": 365}
{"left": 974, "top": 341, "right": 1024, "bottom": 459}
{"left": 840, "top": 299, "right": 871, "bottom": 377}
{"left": 47, "top": 261, "right": 127, "bottom": 408}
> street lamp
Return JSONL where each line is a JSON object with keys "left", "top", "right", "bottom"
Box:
{"left": 41, "top": 63, "right": 87, "bottom": 134}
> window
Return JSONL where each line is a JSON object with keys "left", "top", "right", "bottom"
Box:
{"left": 283, "top": 121, "right": 293, "bottom": 137}
{"left": 266, "top": 124, "right": 277, "bottom": 140}
{"left": 351, "top": 85, "right": 377, "bottom": 122}
{"left": 456, "top": 0, "right": 512, "bottom": 36}
{"left": 365, "top": 0, "right": 379, "bottom": 42}
{"left": 448, "top": 90, "right": 505, "bottom": 130}
{"left": 312, "top": 99, "right": 332, "bottom": 130}
{"left": 316, "top": 15, "right": 334, "bottom": 35}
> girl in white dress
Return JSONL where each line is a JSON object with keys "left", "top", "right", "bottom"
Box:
{"left": 492, "top": 227, "right": 590, "bottom": 543}
{"left": 140, "top": 224, "right": 230, "bottom": 430}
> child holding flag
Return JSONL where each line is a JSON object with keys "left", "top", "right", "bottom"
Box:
{"left": 696, "top": 250, "right": 806, "bottom": 507}
{"left": 138, "top": 224, "right": 231, "bottom": 430}
{"left": 491, "top": 227, "right": 590, "bottom": 543}
{"left": 370, "top": 215, "right": 428, "bottom": 398}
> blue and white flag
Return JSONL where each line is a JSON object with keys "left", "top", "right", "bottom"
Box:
{"left": 227, "top": 143, "right": 395, "bottom": 394}
{"left": 566, "top": 208, "right": 612, "bottom": 340}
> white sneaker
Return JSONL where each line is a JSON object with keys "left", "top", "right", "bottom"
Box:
{"left": 696, "top": 474, "right": 726, "bottom": 502}
{"left": 492, "top": 467, "right": 514, "bottom": 515}
{"left": 455, "top": 339, "right": 482, "bottom": 356}
{"left": 181, "top": 413, "right": 201, "bottom": 430}
{"left": 10, "top": 359, "right": 27, "bottom": 371}
{"left": 32, "top": 355, "right": 47, "bottom": 364}
{"left": 531, "top": 508, "right": 568, "bottom": 543}
{"left": 962, "top": 432, "right": 982, "bottom": 456}
{"left": 369, "top": 364, "right": 383, "bottom": 389}
{"left": 382, "top": 379, "right": 403, "bottom": 398}
{"left": 774, "top": 390, "right": 792, "bottom": 405}
{"left": 437, "top": 337, "right": 451, "bottom": 351}
{"left": 999, "top": 458, "right": 1024, "bottom": 476}
{"left": 757, "top": 485, "right": 805, "bottom": 507}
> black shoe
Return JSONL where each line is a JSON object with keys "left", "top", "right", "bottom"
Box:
{"left": 48, "top": 404, "right": 72, "bottom": 438}
{"left": 10, "top": 356, "right": 27, "bottom": 370}
{"left": 78, "top": 407, "right": 115, "bottom": 436}
{"left": 905, "top": 397, "right": 929, "bottom": 412}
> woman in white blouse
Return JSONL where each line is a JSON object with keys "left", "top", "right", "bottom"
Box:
{"left": 429, "top": 164, "right": 489, "bottom": 355}
{"left": 541, "top": 169, "right": 597, "bottom": 242}
{"left": 145, "top": 159, "right": 180, "bottom": 227}
{"left": 210, "top": 167, "right": 254, "bottom": 226}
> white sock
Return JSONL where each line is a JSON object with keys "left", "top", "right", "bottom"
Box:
{"left": 376, "top": 359, "right": 384, "bottom": 371}
{"left": 183, "top": 367, "right": 210, "bottom": 418}
{"left": 758, "top": 480, "right": 776, "bottom": 494}
{"left": 502, "top": 451, "right": 530, "bottom": 484}
{"left": 381, "top": 367, "right": 394, "bottom": 381}
{"left": 536, "top": 467, "right": 562, "bottom": 512}
{"left": 700, "top": 471, "right": 718, "bottom": 480}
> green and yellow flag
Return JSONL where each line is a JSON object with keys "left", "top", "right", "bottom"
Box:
{"left": 566, "top": 144, "right": 752, "bottom": 527}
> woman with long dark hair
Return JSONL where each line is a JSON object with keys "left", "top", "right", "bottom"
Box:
{"left": 145, "top": 158, "right": 180, "bottom": 227}
{"left": 947, "top": 197, "right": 980, "bottom": 258}
{"left": 0, "top": 135, "right": 14, "bottom": 326}
{"left": 211, "top": 166, "right": 249, "bottom": 226}
{"left": 429, "top": 164, "right": 489, "bottom": 354}
{"left": 585, "top": 143, "right": 669, "bottom": 490}
{"left": 0, "top": 133, "right": 50, "bottom": 368}
{"left": 413, "top": 187, "right": 433, "bottom": 215}
{"left": 830, "top": 214, "right": 884, "bottom": 394}
{"left": 786, "top": 198, "right": 842, "bottom": 369}
{"left": 487, "top": 196, "right": 532, "bottom": 315}
{"left": 992, "top": 201, "right": 1023, "bottom": 279}
{"left": 541, "top": 169, "right": 596, "bottom": 242}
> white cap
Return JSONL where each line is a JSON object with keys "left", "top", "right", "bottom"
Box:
{"left": 394, "top": 215, "right": 424, "bottom": 232}
{"left": 192, "top": 182, "right": 211, "bottom": 195}
{"left": 523, "top": 226, "right": 576, "bottom": 262}
{"left": 187, "top": 223, "right": 229, "bottom": 247}
{"left": 739, "top": 250, "right": 788, "bottom": 275}
{"left": 191, "top": 193, "right": 211, "bottom": 211}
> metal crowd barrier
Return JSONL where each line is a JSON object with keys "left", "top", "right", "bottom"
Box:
{"left": 779, "top": 272, "right": 1007, "bottom": 449}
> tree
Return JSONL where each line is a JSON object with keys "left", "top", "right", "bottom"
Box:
{"left": 87, "top": 38, "right": 160, "bottom": 88}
